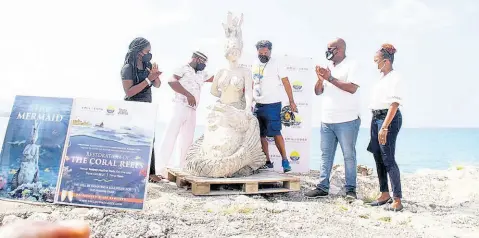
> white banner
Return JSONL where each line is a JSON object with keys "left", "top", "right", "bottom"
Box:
{"left": 239, "top": 55, "right": 314, "bottom": 173}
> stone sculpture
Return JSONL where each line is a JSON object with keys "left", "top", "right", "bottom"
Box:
{"left": 11, "top": 120, "right": 41, "bottom": 189}
{"left": 185, "top": 12, "right": 266, "bottom": 177}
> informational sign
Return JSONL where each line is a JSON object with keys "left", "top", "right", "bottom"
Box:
{"left": 0, "top": 96, "right": 73, "bottom": 203}
{"left": 239, "top": 55, "right": 314, "bottom": 173}
{"left": 55, "top": 98, "right": 157, "bottom": 210}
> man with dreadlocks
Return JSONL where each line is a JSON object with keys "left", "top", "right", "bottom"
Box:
{"left": 121, "top": 37, "right": 162, "bottom": 182}
{"left": 156, "top": 51, "right": 214, "bottom": 178}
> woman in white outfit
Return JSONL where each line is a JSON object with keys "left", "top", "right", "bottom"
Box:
{"left": 184, "top": 12, "right": 266, "bottom": 177}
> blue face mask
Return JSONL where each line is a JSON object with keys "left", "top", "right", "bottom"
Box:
{"left": 142, "top": 53, "right": 152, "bottom": 62}
{"left": 195, "top": 63, "right": 206, "bottom": 71}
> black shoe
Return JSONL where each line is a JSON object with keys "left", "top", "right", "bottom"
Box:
{"left": 370, "top": 197, "right": 393, "bottom": 206}
{"left": 260, "top": 161, "right": 274, "bottom": 169}
{"left": 304, "top": 189, "right": 329, "bottom": 198}
{"left": 345, "top": 191, "right": 357, "bottom": 201}
{"left": 384, "top": 203, "right": 404, "bottom": 212}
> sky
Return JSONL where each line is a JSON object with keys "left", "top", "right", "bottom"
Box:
{"left": 0, "top": 0, "right": 478, "bottom": 128}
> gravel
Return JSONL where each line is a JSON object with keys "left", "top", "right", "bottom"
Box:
{"left": 1, "top": 166, "right": 478, "bottom": 238}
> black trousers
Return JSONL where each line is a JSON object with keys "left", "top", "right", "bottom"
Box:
{"left": 367, "top": 110, "right": 403, "bottom": 198}
{"left": 149, "top": 138, "right": 156, "bottom": 175}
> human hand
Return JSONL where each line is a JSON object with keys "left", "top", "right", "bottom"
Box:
{"left": 186, "top": 94, "right": 197, "bottom": 108}
{"left": 147, "top": 63, "right": 161, "bottom": 80}
{"left": 317, "top": 66, "right": 331, "bottom": 80}
{"left": 0, "top": 220, "right": 90, "bottom": 238}
{"left": 378, "top": 128, "right": 388, "bottom": 145}
{"left": 315, "top": 66, "right": 325, "bottom": 81}
{"left": 289, "top": 101, "right": 298, "bottom": 112}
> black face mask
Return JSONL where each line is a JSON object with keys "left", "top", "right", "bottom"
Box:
{"left": 142, "top": 53, "right": 152, "bottom": 62}
{"left": 258, "top": 55, "right": 270, "bottom": 63}
{"left": 195, "top": 63, "right": 206, "bottom": 72}
{"left": 325, "top": 48, "right": 336, "bottom": 60}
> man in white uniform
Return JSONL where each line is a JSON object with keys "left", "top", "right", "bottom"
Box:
{"left": 156, "top": 51, "right": 213, "bottom": 178}
{"left": 305, "top": 38, "right": 361, "bottom": 200}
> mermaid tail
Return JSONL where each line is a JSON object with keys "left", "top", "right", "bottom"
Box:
{"left": 185, "top": 102, "right": 266, "bottom": 177}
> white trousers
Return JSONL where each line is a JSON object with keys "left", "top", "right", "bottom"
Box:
{"left": 156, "top": 103, "right": 196, "bottom": 177}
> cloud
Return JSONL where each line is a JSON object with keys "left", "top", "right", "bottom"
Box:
{"left": 375, "top": 0, "right": 455, "bottom": 31}
{"left": 150, "top": 0, "right": 192, "bottom": 26}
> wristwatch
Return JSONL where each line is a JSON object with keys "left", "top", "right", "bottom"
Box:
{"left": 327, "top": 75, "right": 334, "bottom": 82}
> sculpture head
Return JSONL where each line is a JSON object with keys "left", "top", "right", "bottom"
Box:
{"left": 225, "top": 39, "right": 242, "bottom": 62}
{"left": 30, "top": 120, "right": 39, "bottom": 144}
{"left": 222, "top": 12, "right": 243, "bottom": 63}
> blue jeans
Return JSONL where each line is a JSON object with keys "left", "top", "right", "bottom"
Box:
{"left": 317, "top": 118, "right": 360, "bottom": 192}
{"left": 367, "top": 110, "right": 402, "bottom": 198}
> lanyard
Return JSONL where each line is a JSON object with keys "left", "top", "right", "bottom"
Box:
{"left": 258, "top": 61, "right": 269, "bottom": 80}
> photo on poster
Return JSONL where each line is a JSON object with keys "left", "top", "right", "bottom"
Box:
{"left": 55, "top": 98, "right": 157, "bottom": 210}
{"left": 0, "top": 96, "right": 73, "bottom": 203}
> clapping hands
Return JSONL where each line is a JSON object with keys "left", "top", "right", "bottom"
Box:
{"left": 147, "top": 63, "right": 162, "bottom": 82}
{"left": 315, "top": 65, "right": 331, "bottom": 81}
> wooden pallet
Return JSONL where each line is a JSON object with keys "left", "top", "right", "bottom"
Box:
{"left": 167, "top": 168, "right": 301, "bottom": 196}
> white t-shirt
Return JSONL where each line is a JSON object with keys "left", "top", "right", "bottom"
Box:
{"left": 171, "top": 65, "right": 210, "bottom": 109}
{"left": 368, "top": 70, "right": 403, "bottom": 110}
{"left": 251, "top": 57, "right": 285, "bottom": 104}
{"left": 321, "top": 57, "right": 361, "bottom": 123}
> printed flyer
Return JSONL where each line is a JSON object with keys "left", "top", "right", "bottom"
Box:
{"left": 55, "top": 98, "right": 157, "bottom": 210}
{"left": 0, "top": 95, "right": 73, "bottom": 203}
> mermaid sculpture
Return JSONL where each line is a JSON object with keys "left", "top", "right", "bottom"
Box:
{"left": 11, "top": 120, "right": 41, "bottom": 189}
{"left": 185, "top": 12, "right": 266, "bottom": 177}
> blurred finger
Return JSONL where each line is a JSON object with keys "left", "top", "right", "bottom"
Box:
{"left": 1, "top": 220, "right": 90, "bottom": 238}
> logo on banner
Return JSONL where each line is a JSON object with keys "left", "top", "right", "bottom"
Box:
{"left": 266, "top": 137, "right": 275, "bottom": 144}
{"left": 106, "top": 106, "right": 115, "bottom": 115}
{"left": 299, "top": 67, "right": 309, "bottom": 72}
{"left": 281, "top": 106, "right": 302, "bottom": 127}
{"left": 292, "top": 81, "right": 303, "bottom": 92}
{"left": 290, "top": 150, "right": 300, "bottom": 161}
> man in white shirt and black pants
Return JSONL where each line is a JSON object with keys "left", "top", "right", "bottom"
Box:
{"left": 305, "top": 38, "right": 361, "bottom": 200}
{"left": 252, "top": 40, "right": 297, "bottom": 173}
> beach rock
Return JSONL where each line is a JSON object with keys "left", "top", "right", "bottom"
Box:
{"left": 26, "top": 212, "right": 51, "bottom": 221}
{"left": 2, "top": 215, "right": 22, "bottom": 226}
{"left": 71, "top": 207, "right": 89, "bottom": 215}
{"left": 85, "top": 208, "right": 104, "bottom": 221}
{"left": 1, "top": 215, "right": 21, "bottom": 225}
{"left": 0, "top": 165, "right": 478, "bottom": 238}
{"left": 146, "top": 222, "right": 167, "bottom": 238}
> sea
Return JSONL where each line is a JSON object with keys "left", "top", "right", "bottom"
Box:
{"left": 1, "top": 116, "right": 478, "bottom": 174}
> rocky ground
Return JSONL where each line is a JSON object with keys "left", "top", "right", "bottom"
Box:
{"left": 0, "top": 166, "right": 478, "bottom": 238}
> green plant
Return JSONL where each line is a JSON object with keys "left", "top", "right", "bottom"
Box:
{"left": 378, "top": 216, "right": 391, "bottom": 222}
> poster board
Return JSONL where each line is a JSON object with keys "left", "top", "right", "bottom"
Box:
{"left": 55, "top": 98, "right": 158, "bottom": 210}
{"left": 0, "top": 96, "right": 73, "bottom": 203}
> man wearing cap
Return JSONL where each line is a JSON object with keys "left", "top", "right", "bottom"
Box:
{"left": 252, "top": 40, "right": 296, "bottom": 173}
{"left": 156, "top": 51, "right": 213, "bottom": 178}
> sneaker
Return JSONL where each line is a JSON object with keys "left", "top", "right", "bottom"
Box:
{"left": 282, "top": 159, "right": 292, "bottom": 173}
{"left": 260, "top": 161, "right": 274, "bottom": 170}
{"left": 304, "top": 188, "right": 329, "bottom": 198}
{"left": 345, "top": 191, "right": 357, "bottom": 201}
